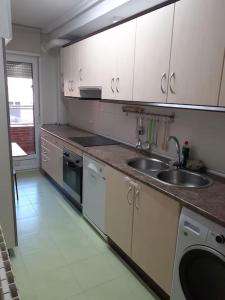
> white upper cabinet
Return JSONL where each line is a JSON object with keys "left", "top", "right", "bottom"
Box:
{"left": 62, "top": 45, "right": 73, "bottom": 97}
{"left": 79, "top": 34, "right": 105, "bottom": 88}
{"left": 62, "top": 44, "right": 80, "bottom": 97}
{"left": 101, "top": 20, "right": 136, "bottom": 101}
{"left": 167, "top": 0, "right": 225, "bottom": 106}
{"left": 62, "top": 0, "right": 225, "bottom": 107}
{"left": 62, "top": 45, "right": 70, "bottom": 97}
{"left": 71, "top": 43, "right": 80, "bottom": 97}
{"left": 219, "top": 59, "right": 225, "bottom": 107}
{"left": 114, "top": 19, "right": 136, "bottom": 101}
{"left": 133, "top": 4, "right": 174, "bottom": 102}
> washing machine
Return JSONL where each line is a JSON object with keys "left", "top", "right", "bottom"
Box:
{"left": 171, "top": 207, "right": 225, "bottom": 300}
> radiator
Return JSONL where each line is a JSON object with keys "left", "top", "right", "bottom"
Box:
{"left": 0, "top": 227, "right": 19, "bottom": 300}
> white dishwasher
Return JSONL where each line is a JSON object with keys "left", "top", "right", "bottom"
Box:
{"left": 83, "top": 155, "right": 106, "bottom": 234}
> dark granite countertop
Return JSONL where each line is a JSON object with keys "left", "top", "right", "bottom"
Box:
{"left": 41, "top": 124, "right": 225, "bottom": 227}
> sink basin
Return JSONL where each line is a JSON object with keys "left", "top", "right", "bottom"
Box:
{"left": 157, "top": 169, "right": 213, "bottom": 188}
{"left": 127, "top": 157, "right": 170, "bottom": 172}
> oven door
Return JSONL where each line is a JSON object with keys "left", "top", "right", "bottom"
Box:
{"left": 179, "top": 245, "right": 225, "bottom": 300}
{"left": 63, "top": 153, "right": 82, "bottom": 206}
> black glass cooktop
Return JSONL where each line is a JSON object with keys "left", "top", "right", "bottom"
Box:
{"left": 68, "top": 136, "right": 120, "bottom": 147}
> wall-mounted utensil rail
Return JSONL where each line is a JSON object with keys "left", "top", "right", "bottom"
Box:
{"left": 122, "top": 105, "right": 175, "bottom": 121}
{"left": 122, "top": 106, "right": 175, "bottom": 150}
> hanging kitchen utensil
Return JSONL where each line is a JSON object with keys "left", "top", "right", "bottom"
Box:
{"left": 162, "top": 117, "right": 167, "bottom": 150}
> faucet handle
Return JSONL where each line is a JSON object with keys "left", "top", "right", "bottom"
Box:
{"left": 141, "top": 141, "right": 151, "bottom": 151}
{"left": 135, "top": 140, "right": 142, "bottom": 149}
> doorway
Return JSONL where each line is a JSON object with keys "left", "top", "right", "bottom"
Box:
{"left": 6, "top": 54, "right": 40, "bottom": 170}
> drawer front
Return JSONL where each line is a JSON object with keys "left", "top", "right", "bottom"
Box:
{"left": 41, "top": 137, "right": 51, "bottom": 149}
{"left": 41, "top": 130, "right": 53, "bottom": 141}
{"left": 41, "top": 130, "right": 64, "bottom": 149}
{"left": 41, "top": 153, "right": 50, "bottom": 173}
{"left": 52, "top": 136, "right": 63, "bottom": 149}
{"left": 41, "top": 129, "right": 82, "bottom": 154}
{"left": 41, "top": 145, "right": 49, "bottom": 156}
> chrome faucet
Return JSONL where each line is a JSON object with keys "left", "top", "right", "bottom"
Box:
{"left": 168, "top": 136, "right": 181, "bottom": 167}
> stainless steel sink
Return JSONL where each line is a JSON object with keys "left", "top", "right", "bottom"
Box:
{"left": 127, "top": 157, "right": 170, "bottom": 172}
{"left": 157, "top": 169, "right": 213, "bottom": 188}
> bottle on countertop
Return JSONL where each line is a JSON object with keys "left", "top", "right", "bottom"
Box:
{"left": 182, "top": 141, "right": 190, "bottom": 168}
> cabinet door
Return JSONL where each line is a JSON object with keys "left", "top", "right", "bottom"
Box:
{"left": 62, "top": 45, "right": 73, "bottom": 97}
{"left": 49, "top": 142, "right": 63, "bottom": 186}
{"left": 41, "top": 152, "right": 50, "bottom": 174}
{"left": 79, "top": 34, "right": 106, "bottom": 88}
{"left": 70, "top": 43, "right": 80, "bottom": 97}
{"left": 114, "top": 19, "right": 136, "bottom": 101}
{"left": 133, "top": 5, "right": 174, "bottom": 102}
{"left": 132, "top": 183, "right": 180, "bottom": 295}
{"left": 167, "top": 0, "right": 225, "bottom": 106}
{"left": 106, "top": 166, "right": 134, "bottom": 256}
{"left": 101, "top": 28, "right": 117, "bottom": 100}
{"left": 219, "top": 59, "right": 225, "bottom": 107}
{"left": 41, "top": 138, "right": 63, "bottom": 186}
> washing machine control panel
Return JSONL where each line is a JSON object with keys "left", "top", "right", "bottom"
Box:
{"left": 208, "top": 223, "right": 225, "bottom": 254}
{"left": 215, "top": 234, "right": 225, "bottom": 244}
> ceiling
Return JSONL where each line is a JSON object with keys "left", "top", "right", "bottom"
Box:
{"left": 11, "top": 0, "right": 100, "bottom": 31}
{"left": 11, "top": 0, "right": 176, "bottom": 40}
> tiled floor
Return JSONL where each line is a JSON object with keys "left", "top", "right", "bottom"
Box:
{"left": 11, "top": 170, "right": 160, "bottom": 300}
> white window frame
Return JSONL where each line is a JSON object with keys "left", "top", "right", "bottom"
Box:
{"left": 6, "top": 53, "right": 40, "bottom": 169}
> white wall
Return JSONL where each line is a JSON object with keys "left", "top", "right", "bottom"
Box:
{"left": 7, "top": 25, "right": 41, "bottom": 53}
{"left": 67, "top": 99, "right": 225, "bottom": 175}
{"left": 6, "top": 25, "right": 64, "bottom": 125}
{"left": 39, "top": 46, "right": 59, "bottom": 124}
{"left": 0, "top": 0, "right": 12, "bottom": 40}
{"left": 0, "top": 39, "right": 17, "bottom": 248}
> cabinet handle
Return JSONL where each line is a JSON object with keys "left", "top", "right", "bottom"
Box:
{"left": 71, "top": 80, "right": 74, "bottom": 92}
{"left": 79, "top": 68, "right": 82, "bottom": 81}
{"left": 111, "top": 78, "right": 115, "bottom": 93}
{"left": 127, "top": 185, "right": 133, "bottom": 205}
{"left": 116, "top": 77, "right": 119, "bottom": 93}
{"left": 134, "top": 187, "right": 140, "bottom": 209}
{"left": 169, "top": 72, "right": 176, "bottom": 94}
{"left": 69, "top": 80, "right": 72, "bottom": 92}
{"left": 160, "top": 72, "right": 167, "bottom": 94}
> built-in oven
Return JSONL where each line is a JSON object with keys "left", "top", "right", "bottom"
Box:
{"left": 63, "top": 148, "right": 83, "bottom": 210}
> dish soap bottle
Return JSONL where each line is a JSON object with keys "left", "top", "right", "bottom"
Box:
{"left": 182, "top": 141, "right": 190, "bottom": 168}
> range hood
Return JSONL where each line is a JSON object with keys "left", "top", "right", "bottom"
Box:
{"left": 79, "top": 86, "right": 102, "bottom": 99}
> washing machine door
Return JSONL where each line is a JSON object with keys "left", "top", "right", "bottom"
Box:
{"left": 179, "top": 246, "right": 225, "bottom": 300}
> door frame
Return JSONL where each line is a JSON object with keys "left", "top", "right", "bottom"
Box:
{"left": 6, "top": 52, "right": 40, "bottom": 169}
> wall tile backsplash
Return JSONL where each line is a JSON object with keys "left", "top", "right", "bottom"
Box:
{"left": 66, "top": 99, "right": 225, "bottom": 175}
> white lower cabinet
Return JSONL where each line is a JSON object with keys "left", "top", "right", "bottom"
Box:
{"left": 41, "top": 137, "right": 63, "bottom": 186}
{"left": 131, "top": 182, "right": 180, "bottom": 295}
{"left": 106, "top": 165, "right": 181, "bottom": 295}
{"left": 106, "top": 166, "right": 135, "bottom": 255}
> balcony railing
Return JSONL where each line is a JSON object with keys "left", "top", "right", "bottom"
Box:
{"left": 9, "top": 105, "right": 34, "bottom": 126}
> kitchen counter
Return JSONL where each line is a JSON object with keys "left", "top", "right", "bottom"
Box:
{"left": 42, "top": 124, "right": 225, "bottom": 227}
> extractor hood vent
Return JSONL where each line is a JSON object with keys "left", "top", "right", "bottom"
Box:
{"left": 79, "top": 86, "right": 102, "bottom": 99}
